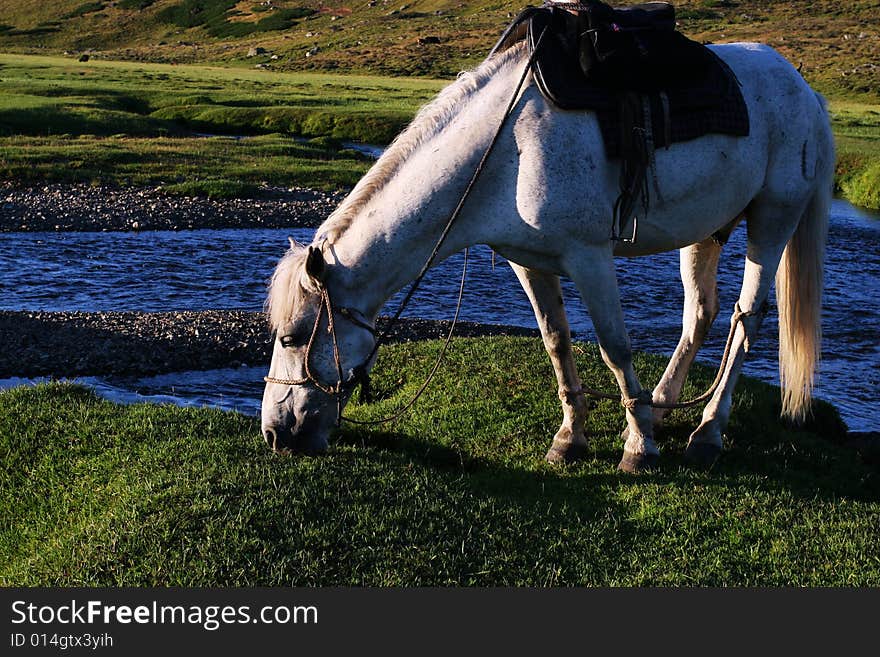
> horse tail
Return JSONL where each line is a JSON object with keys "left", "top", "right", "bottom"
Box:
{"left": 775, "top": 93, "right": 834, "bottom": 423}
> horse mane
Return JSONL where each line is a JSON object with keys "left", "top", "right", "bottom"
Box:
{"left": 317, "top": 41, "right": 527, "bottom": 243}
{"left": 266, "top": 42, "right": 527, "bottom": 330}
{"left": 266, "top": 241, "right": 311, "bottom": 331}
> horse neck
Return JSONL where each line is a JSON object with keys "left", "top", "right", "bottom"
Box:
{"left": 327, "top": 52, "right": 526, "bottom": 318}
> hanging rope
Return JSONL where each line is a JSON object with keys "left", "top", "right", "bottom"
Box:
{"left": 266, "top": 29, "right": 551, "bottom": 426}
{"left": 578, "top": 302, "right": 767, "bottom": 410}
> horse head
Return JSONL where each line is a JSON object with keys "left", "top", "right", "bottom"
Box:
{"left": 261, "top": 239, "right": 376, "bottom": 454}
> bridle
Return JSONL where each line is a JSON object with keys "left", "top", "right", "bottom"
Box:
{"left": 263, "top": 283, "right": 376, "bottom": 399}
{"left": 263, "top": 244, "right": 470, "bottom": 427}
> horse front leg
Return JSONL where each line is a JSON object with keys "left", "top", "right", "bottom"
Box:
{"left": 566, "top": 247, "right": 658, "bottom": 473}
{"left": 509, "top": 262, "right": 590, "bottom": 464}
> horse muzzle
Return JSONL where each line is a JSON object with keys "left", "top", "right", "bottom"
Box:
{"left": 262, "top": 414, "right": 328, "bottom": 455}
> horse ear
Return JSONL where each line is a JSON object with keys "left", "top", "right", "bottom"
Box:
{"left": 305, "top": 245, "right": 326, "bottom": 283}
{"left": 288, "top": 236, "right": 305, "bottom": 251}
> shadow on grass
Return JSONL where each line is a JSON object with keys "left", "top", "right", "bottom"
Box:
{"left": 328, "top": 336, "right": 877, "bottom": 513}
{"left": 332, "top": 426, "right": 624, "bottom": 536}
{"left": 333, "top": 391, "right": 879, "bottom": 508}
{"left": 323, "top": 417, "right": 878, "bottom": 584}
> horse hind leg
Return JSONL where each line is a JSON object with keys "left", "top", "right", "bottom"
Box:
{"left": 621, "top": 236, "right": 724, "bottom": 445}
{"left": 510, "top": 262, "right": 590, "bottom": 464}
{"left": 685, "top": 199, "right": 807, "bottom": 468}
{"left": 653, "top": 238, "right": 724, "bottom": 423}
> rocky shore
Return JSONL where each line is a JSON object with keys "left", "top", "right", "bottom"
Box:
{"left": 0, "top": 310, "right": 539, "bottom": 379}
{"left": 0, "top": 182, "right": 345, "bottom": 232}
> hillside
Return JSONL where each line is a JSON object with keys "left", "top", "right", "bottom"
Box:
{"left": 0, "top": 1, "right": 878, "bottom": 98}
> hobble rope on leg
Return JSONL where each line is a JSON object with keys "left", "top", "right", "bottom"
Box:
{"left": 621, "top": 389, "right": 653, "bottom": 411}
{"left": 577, "top": 301, "right": 770, "bottom": 411}
{"left": 735, "top": 300, "right": 769, "bottom": 353}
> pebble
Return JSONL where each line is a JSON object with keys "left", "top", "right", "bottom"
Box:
{"left": 0, "top": 310, "right": 538, "bottom": 379}
{"left": 0, "top": 182, "right": 347, "bottom": 232}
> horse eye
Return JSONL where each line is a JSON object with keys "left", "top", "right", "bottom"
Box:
{"left": 280, "top": 327, "right": 310, "bottom": 348}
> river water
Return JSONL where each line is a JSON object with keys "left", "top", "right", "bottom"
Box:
{"left": 1, "top": 200, "right": 877, "bottom": 431}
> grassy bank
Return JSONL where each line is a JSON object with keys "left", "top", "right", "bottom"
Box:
{"left": 1, "top": 52, "right": 878, "bottom": 206}
{"left": 0, "top": 53, "right": 442, "bottom": 192}
{"left": 832, "top": 99, "right": 880, "bottom": 209}
{"left": 2, "top": 337, "right": 876, "bottom": 587}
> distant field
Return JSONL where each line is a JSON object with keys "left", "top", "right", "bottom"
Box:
{"left": 1, "top": 52, "right": 877, "bottom": 205}
{"left": 3, "top": 337, "right": 877, "bottom": 587}
{"left": 0, "top": 53, "right": 439, "bottom": 140}
{"left": 0, "top": 53, "right": 443, "bottom": 193}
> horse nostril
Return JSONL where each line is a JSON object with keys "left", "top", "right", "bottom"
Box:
{"left": 264, "top": 425, "right": 297, "bottom": 453}
{"left": 262, "top": 422, "right": 325, "bottom": 455}
{"left": 263, "top": 427, "right": 278, "bottom": 450}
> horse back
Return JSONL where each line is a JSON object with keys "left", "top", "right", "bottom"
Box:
{"left": 504, "top": 42, "right": 830, "bottom": 256}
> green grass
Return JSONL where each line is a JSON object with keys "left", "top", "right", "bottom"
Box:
{"left": 2, "top": 337, "right": 875, "bottom": 587}
{"left": 0, "top": 53, "right": 440, "bottom": 141}
{"left": 0, "top": 53, "right": 442, "bottom": 190}
{"left": 1, "top": 53, "right": 879, "bottom": 206}
{"left": 829, "top": 100, "right": 880, "bottom": 208}
{"left": 0, "top": 133, "right": 372, "bottom": 190}
{"left": 841, "top": 159, "right": 880, "bottom": 209}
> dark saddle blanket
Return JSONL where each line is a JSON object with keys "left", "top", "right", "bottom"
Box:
{"left": 491, "top": 2, "right": 750, "bottom": 157}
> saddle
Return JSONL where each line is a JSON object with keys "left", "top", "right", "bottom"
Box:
{"left": 490, "top": 2, "right": 750, "bottom": 241}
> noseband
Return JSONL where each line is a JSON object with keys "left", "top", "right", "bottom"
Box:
{"left": 263, "top": 283, "right": 376, "bottom": 400}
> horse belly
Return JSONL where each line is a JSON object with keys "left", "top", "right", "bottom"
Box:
{"left": 611, "top": 134, "right": 764, "bottom": 257}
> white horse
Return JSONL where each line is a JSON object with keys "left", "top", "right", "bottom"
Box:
{"left": 261, "top": 40, "right": 834, "bottom": 472}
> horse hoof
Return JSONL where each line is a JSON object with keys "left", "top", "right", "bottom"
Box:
{"left": 684, "top": 442, "right": 721, "bottom": 469}
{"left": 617, "top": 450, "right": 658, "bottom": 474}
{"left": 545, "top": 440, "right": 589, "bottom": 465}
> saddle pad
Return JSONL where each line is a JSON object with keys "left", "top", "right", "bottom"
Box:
{"left": 495, "top": 6, "right": 750, "bottom": 157}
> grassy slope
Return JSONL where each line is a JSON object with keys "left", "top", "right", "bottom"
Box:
{"left": 0, "top": 1, "right": 878, "bottom": 98}
{"left": 2, "top": 337, "right": 875, "bottom": 587}
{"left": 0, "top": 53, "right": 443, "bottom": 191}
{"left": 832, "top": 98, "right": 880, "bottom": 208}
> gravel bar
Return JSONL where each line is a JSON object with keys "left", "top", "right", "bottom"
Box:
{"left": 0, "top": 310, "right": 539, "bottom": 378}
{"left": 0, "top": 182, "right": 345, "bottom": 232}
